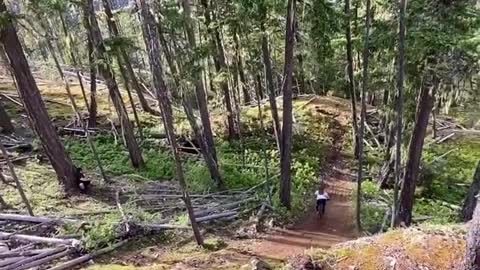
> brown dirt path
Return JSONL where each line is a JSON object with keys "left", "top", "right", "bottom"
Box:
{"left": 243, "top": 118, "right": 357, "bottom": 262}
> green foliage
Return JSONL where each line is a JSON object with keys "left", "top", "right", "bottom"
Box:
{"left": 65, "top": 136, "right": 177, "bottom": 180}
{"left": 362, "top": 180, "right": 381, "bottom": 200}
{"left": 361, "top": 204, "right": 386, "bottom": 233}
{"left": 421, "top": 139, "right": 480, "bottom": 204}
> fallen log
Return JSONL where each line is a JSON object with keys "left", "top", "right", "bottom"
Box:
{"left": 196, "top": 211, "right": 237, "bottom": 223}
{"left": 0, "top": 213, "right": 79, "bottom": 224}
{"left": 0, "top": 232, "right": 81, "bottom": 247}
{"left": 141, "top": 224, "right": 191, "bottom": 230}
{"left": 436, "top": 133, "right": 455, "bottom": 144}
{"left": 0, "top": 248, "right": 56, "bottom": 259}
{"left": 46, "top": 240, "right": 128, "bottom": 270}
{"left": 194, "top": 198, "right": 255, "bottom": 218}
{"left": 1, "top": 247, "right": 67, "bottom": 270}
{"left": 11, "top": 249, "right": 72, "bottom": 270}
{"left": 0, "top": 257, "right": 25, "bottom": 268}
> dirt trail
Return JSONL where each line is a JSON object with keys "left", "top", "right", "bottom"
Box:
{"left": 245, "top": 121, "right": 357, "bottom": 262}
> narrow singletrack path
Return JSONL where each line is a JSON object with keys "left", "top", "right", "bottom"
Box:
{"left": 245, "top": 119, "right": 357, "bottom": 261}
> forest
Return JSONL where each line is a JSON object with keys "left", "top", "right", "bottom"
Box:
{"left": 0, "top": 0, "right": 479, "bottom": 269}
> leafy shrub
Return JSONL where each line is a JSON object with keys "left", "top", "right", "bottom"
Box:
{"left": 361, "top": 204, "right": 387, "bottom": 233}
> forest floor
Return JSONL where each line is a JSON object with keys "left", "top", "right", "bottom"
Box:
{"left": 241, "top": 115, "right": 357, "bottom": 262}
{"left": 83, "top": 96, "right": 359, "bottom": 269}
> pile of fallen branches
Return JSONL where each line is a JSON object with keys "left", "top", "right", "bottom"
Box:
{"left": 0, "top": 217, "right": 82, "bottom": 270}
{"left": 108, "top": 180, "right": 262, "bottom": 224}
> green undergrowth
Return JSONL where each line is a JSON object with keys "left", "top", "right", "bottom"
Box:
{"left": 360, "top": 138, "right": 480, "bottom": 233}
{"left": 417, "top": 138, "right": 480, "bottom": 222}
{"left": 65, "top": 98, "right": 334, "bottom": 218}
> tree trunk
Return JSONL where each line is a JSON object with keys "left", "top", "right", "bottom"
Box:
{"left": 294, "top": 8, "right": 306, "bottom": 95}
{"left": 87, "top": 0, "right": 144, "bottom": 168}
{"left": 42, "top": 20, "right": 109, "bottom": 183}
{"left": 464, "top": 182, "right": 480, "bottom": 270}
{"left": 81, "top": 7, "right": 97, "bottom": 128}
{"left": 157, "top": 14, "right": 224, "bottom": 189}
{"left": 256, "top": 74, "right": 264, "bottom": 100}
{"left": 233, "top": 32, "right": 251, "bottom": 104}
{"left": 279, "top": 0, "right": 296, "bottom": 209}
{"left": 57, "top": 15, "right": 90, "bottom": 112}
{"left": 182, "top": 0, "right": 218, "bottom": 161}
{"left": 0, "top": 100, "right": 14, "bottom": 134}
{"left": 0, "top": 0, "right": 79, "bottom": 194}
{"left": 345, "top": 0, "right": 359, "bottom": 159}
{"left": 0, "top": 141, "right": 33, "bottom": 215}
{"left": 395, "top": 79, "right": 435, "bottom": 226}
{"left": 101, "top": 0, "right": 159, "bottom": 116}
{"left": 356, "top": 0, "right": 372, "bottom": 231}
{"left": 200, "top": 0, "right": 236, "bottom": 140}
{"left": 87, "top": 36, "right": 97, "bottom": 128}
{"left": 392, "top": 0, "right": 407, "bottom": 228}
{"left": 136, "top": 0, "right": 204, "bottom": 245}
{"left": 261, "top": 33, "right": 282, "bottom": 152}
{"left": 462, "top": 161, "right": 480, "bottom": 221}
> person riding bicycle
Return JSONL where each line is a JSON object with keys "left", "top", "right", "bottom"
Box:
{"left": 315, "top": 187, "right": 330, "bottom": 215}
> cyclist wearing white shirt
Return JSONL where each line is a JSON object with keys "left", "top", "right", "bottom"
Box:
{"left": 315, "top": 188, "right": 330, "bottom": 215}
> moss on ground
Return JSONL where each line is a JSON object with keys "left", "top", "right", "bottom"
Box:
{"left": 308, "top": 226, "right": 465, "bottom": 270}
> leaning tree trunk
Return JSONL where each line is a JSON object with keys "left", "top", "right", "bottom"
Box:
{"left": 0, "top": 0, "right": 80, "bottom": 194}
{"left": 233, "top": 31, "right": 251, "bottom": 104}
{"left": 157, "top": 4, "right": 224, "bottom": 189}
{"left": 87, "top": 0, "right": 144, "bottom": 168}
{"left": 356, "top": 0, "right": 372, "bottom": 231}
{"left": 81, "top": 6, "right": 97, "bottom": 128}
{"left": 395, "top": 78, "right": 435, "bottom": 226}
{"left": 392, "top": 0, "right": 407, "bottom": 228}
{"left": 279, "top": 0, "right": 296, "bottom": 209}
{"left": 182, "top": 0, "right": 218, "bottom": 161}
{"left": 261, "top": 32, "right": 282, "bottom": 152}
{"left": 102, "top": 0, "right": 144, "bottom": 140}
{"left": 0, "top": 141, "right": 33, "bottom": 215}
{"left": 0, "top": 100, "right": 14, "bottom": 133}
{"left": 462, "top": 161, "right": 480, "bottom": 221}
{"left": 57, "top": 14, "right": 90, "bottom": 111}
{"left": 42, "top": 20, "right": 109, "bottom": 183}
{"left": 200, "top": 0, "right": 236, "bottom": 140}
{"left": 136, "top": 0, "right": 204, "bottom": 245}
{"left": 345, "top": 0, "right": 359, "bottom": 159}
{"left": 464, "top": 183, "right": 480, "bottom": 270}
{"left": 102, "top": 0, "right": 159, "bottom": 116}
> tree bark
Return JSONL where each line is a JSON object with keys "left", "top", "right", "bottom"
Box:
{"left": 256, "top": 74, "right": 264, "bottom": 100}
{"left": 395, "top": 78, "right": 435, "bottom": 226}
{"left": 464, "top": 181, "right": 480, "bottom": 270}
{"left": 0, "top": 0, "right": 80, "bottom": 194}
{"left": 294, "top": 4, "right": 306, "bottom": 95}
{"left": 42, "top": 20, "right": 109, "bottom": 183}
{"left": 462, "top": 161, "right": 480, "bottom": 222}
{"left": 392, "top": 0, "right": 407, "bottom": 228}
{"left": 81, "top": 7, "right": 97, "bottom": 128}
{"left": 279, "top": 0, "right": 296, "bottom": 209}
{"left": 87, "top": 0, "right": 144, "bottom": 168}
{"left": 102, "top": 0, "right": 159, "bottom": 116}
{"left": 0, "top": 100, "right": 14, "bottom": 134}
{"left": 182, "top": 0, "right": 218, "bottom": 161}
{"left": 57, "top": 15, "right": 90, "bottom": 111}
{"left": 233, "top": 31, "right": 251, "bottom": 104}
{"left": 0, "top": 141, "right": 33, "bottom": 215}
{"left": 345, "top": 0, "right": 359, "bottom": 159}
{"left": 157, "top": 16, "right": 224, "bottom": 189}
{"left": 200, "top": 0, "right": 236, "bottom": 140}
{"left": 136, "top": 0, "right": 204, "bottom": 246}
{"left": 356, "top": 0, "right": 372, "bottom": 231}
{"left": 261, "top": 33, "right": 282, "bottom": 152}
